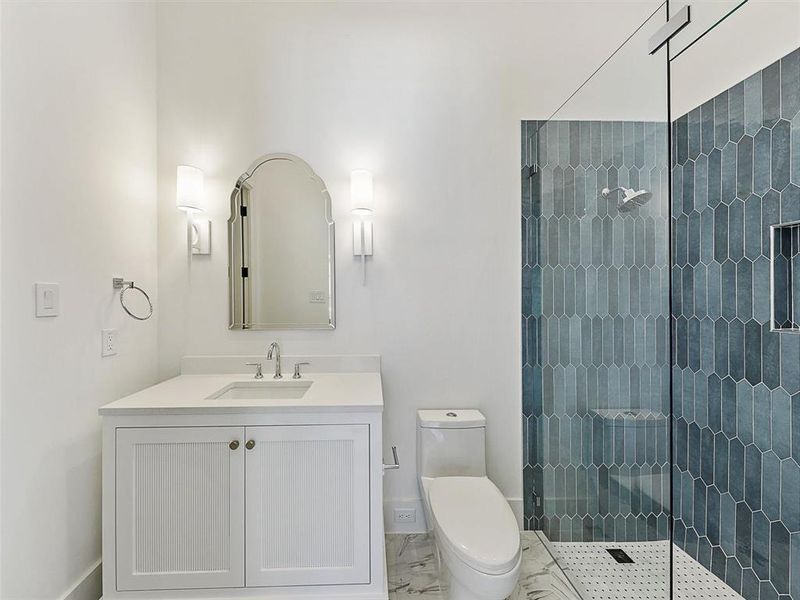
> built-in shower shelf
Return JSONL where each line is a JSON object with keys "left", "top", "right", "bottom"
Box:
{"left": 590, "top": 409, "right": 668, "bottom": 426}
{"left": 770, "top": 221, "right": 800, "bottom": 333}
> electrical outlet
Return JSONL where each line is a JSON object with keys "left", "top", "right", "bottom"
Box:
{"left": 101, "top": 329, "right": 118, "bottom": 357}
{"left": 393, "top": 508, "right": 416, "bottom": 524}
{"left": 309, "top": 290, "right": 326, "bottom": 304}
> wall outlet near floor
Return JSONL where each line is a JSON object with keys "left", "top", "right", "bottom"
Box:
{"left": 393, "top": 508, "right": 417, "bottom": 524}
{"left": 101, "top": 329, "right": 118, "bottom": 357}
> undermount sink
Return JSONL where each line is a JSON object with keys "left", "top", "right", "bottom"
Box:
{"left": 209, "top": 380, "right": 312, "bottom": 400}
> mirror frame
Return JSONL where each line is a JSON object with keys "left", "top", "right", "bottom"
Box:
{"left": 228, "top": 153, "right": 336, "bottom": 330}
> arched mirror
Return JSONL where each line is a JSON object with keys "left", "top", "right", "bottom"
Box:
{"left": 229, "top": 154, "right": 335, "bottom": 329}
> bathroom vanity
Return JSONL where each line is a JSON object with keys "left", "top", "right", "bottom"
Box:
{"left": 99, "top": 360, "right": 387, "bottom": 600}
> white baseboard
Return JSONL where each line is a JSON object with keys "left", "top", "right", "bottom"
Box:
{"left": 507, "top": 497, "right": 523, "bottom": 528}
{"left": 384, "top": 497, "right": 524, "bottom": 534}
{"left": 60, "top": 559, "right": 101, "bottom": 600}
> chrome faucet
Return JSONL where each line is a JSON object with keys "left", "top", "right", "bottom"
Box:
{"left": 266, "top": 342, "right": 282, "bottom": 379}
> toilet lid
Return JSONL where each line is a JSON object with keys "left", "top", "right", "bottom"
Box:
{"left": 428, "top": 477, "right": 520, "bottom": 575}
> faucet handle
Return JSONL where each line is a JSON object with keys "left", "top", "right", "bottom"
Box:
{"left": 245, "top": 362, "right": 263, "bottom": 379}
{"left": 293, "top": 362, "right": 311, "bottom": 379}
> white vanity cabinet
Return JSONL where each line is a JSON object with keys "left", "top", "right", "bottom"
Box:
{"left": 244, "top": 424, "right": 371, "bottom": 587}
{"left": 115, "top": 426, "right": 246, "bottom": 591}
{"left": 100, "top": 370, "right": 387, "bottom": 600}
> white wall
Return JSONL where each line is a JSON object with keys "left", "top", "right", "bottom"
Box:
{"left": 549, "top": 4, "right": 670, "bottom": 122}
{"left": 155, "top": 1, "right": 661, "bottom": 527}
{"left": 670, "top": 0, "right": 800, "bottom": 116}
{"left": 0, "top": 3, "right": 158, "bottom": 598}
{"left": 528, "top": 1, "right": 800, "bottom": 124}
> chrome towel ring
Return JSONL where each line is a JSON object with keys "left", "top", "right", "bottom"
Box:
{"left": 112, "top": 277, "right": 153, "bottom": 321}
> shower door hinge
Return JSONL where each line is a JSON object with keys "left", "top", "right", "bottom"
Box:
{"left": 648, "top": 4, "right": 691, "bottom": 54}
{"left": 240, "top": 205, "right": 248, "bottom": 217}
{"left": 241, "top": 267, "right": 249, "bottom": 278}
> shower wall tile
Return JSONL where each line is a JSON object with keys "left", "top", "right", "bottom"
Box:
{"left": 522, "top": 118, "right": 670, "bottom": 542}
{"left": 671, "top": 47, "right": 800, "bottom": 600}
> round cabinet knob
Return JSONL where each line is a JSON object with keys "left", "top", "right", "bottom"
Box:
{"left": 229, "top": 440, "right": 240, "bottom": 450}
{"left": 245, "top": 440, "right": 256, "bottom": 450}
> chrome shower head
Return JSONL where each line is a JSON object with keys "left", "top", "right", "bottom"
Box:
{"left": 601, "top": 186, "right": 652, "bottom": 212}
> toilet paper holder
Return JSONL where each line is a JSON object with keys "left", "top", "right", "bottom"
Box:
{"left": 383, "top": 446, "right": 400, "bottom": 471}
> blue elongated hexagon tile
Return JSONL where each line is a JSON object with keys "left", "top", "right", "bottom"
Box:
{"left": 522, "top": 116, "right": 671, "bottom": 543}
{"left": 522, "top": 47, "right": 800, "bottom": 600}
{"left": 670, "top": 47, "right": 800, "bottom": 600}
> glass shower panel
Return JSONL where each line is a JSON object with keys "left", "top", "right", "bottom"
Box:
{"left": 521, "top": 4, "right": 672, "bottom": 598}
{"left": 667, "top": 0, "right": 750, "bottom": 60}
{"left": 669, "top": 3, "right": 800, "bottom": 600}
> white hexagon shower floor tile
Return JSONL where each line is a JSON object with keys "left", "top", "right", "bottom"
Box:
{"left": 550, "top": 540, "right": 744, "bottom": 600}
{"left": 387, "top": 533, "right": 745, "bottom": 600}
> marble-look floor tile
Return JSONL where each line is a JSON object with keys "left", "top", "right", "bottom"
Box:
{"left": 386, "top": 532, "right": 581, "bottom": 600}
{"left": 387, "top": 533, "right": 442, "bottom": 599}
{"left": 511, "top": 532, "right": 583, "bottom": 600}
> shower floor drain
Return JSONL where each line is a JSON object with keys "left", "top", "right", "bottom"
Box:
{"left": 550, "top": 541, "right": 744, "bottom": 600}
{"left": 606, "top": 548, "right": 634, "bottom": 563}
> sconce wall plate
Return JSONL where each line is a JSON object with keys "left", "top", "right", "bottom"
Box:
{"left": 192, "top": 218, "right": 211, "bottom": 255}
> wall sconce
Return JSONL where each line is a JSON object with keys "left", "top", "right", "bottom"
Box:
{"left": 176, "top": 165, "right": 205, "bottom": 212}
{"left": 176, "top": 165, "right": 211, "bottom": 257}
{"left": 351, "top": 169, "right": 373, "bottom": 285}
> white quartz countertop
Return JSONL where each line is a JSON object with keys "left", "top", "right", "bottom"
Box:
{"left": 98, "top": 372, "right": 384, "bottom": 416}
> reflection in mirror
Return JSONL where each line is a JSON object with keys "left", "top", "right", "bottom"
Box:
{"left": 229, "top": 154, "right": 335, "bottom": 330}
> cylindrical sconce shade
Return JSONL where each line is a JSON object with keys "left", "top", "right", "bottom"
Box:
{"left": 176, "top": 165, "right": 205, "bottom": 212}
{"left": 350, "top": 169, "right": 374, "bottom": 215}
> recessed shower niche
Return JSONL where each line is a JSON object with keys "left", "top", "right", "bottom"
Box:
{"left": 771, "top": 221, "right": 800, "bottom": 333}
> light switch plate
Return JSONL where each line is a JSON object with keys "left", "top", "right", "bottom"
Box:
{"left": 34, "top": 283, "right": 59, "bottom": 317}
{"left": 101, "top": 329, "right": 118, "bottom": 357}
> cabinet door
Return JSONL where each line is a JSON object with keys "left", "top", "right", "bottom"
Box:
{"left": 245, "top": 424, "right": 370, "bottom": 587}
{"left": 115, "top": 427, "right": 245, "bottom": 591}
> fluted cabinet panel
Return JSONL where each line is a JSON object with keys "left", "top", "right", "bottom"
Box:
{"left": 116, "top": 427, "right": 246, "bottom": 591}
{"left": 258, "top": 440, "right": 354, "bottom": 569}
{"left": 245, "top": 425, "right": 370, "bottom": 587}
{"left": 134, "top": 442, "right": 231, "bottom": 574}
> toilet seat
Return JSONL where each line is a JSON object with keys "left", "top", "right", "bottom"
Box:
{"left": 428, "top": 476, "right": 520, "bottom": 576}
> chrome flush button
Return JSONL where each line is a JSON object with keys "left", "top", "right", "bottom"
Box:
{"left": 446, "top": 412, "right": 457, "bottom": 417}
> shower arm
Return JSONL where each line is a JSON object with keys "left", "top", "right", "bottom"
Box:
{"left": 601, "top": 186, "right": 632, "bottom": 198}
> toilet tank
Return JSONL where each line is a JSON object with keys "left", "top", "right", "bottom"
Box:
{"left": 416, "top": 409, "right": 486, "bottom": 479}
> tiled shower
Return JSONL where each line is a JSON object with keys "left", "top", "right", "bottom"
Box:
{"left": 521, "top": 119, "right": 671, "bottom": 543}
{"left": 670, "top": 49, "right": 800, "bottom": 600}
{"left": 522, "top": 47, "right": 800, "bottom": 600}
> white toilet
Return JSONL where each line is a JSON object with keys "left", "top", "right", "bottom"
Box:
{"left": 416, "top": 409, "right": 521, "bottom": 600}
